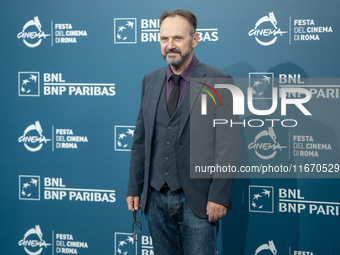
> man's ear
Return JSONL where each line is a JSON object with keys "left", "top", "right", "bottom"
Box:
{"left": 192, "top": 32, "right": 199, "bottom": 48}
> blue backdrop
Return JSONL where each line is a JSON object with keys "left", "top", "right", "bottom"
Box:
{"left": 1, "top": 0, "right": 340, "bottom": 254}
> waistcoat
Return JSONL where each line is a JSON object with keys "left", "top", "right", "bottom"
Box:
{"left": 149, "top": 81, "right": 185, "bottom": 191}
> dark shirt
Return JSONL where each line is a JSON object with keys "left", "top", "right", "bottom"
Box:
{"left": 166, "top": 54, "right": 197, "bottom": 106}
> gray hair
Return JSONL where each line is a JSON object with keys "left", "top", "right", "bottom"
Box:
{"left": 159, "top": 9, "right": 197, "bottom": 34}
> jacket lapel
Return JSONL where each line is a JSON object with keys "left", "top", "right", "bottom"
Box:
{"left": 148, "top": 67, "right": 167, "bottom": 141}
{"left": 178, "top": 60, "right": 207, "bottom": 139}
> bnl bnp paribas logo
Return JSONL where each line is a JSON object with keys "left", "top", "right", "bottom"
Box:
{"left": 114, "top": 18, "right": 137, "bottom": 44}
{"left": 114, "top": 126, "right": 135, "bottom": 151}
{"left": 249, "top": 72, "right": 274, "bottom": 100}
{"left": 18, "top": 72, "right": 40, "bottom": 96}
{"left": 114, "top": 233, "right": 137, "bottom": 255}
{"left": 18, "top": 72, "right": 116, "bottom": 97}
{"left": 250, "top": 185, "right": 340, "bottom": 217}
{"left": 17, "top": 16, "right": 50, "bottom": 48}
{"left": 248, "top": 12, "right": 288, "bottom": 46}
{"left": 114, "top": 18, "right": 218, "bottom": 44}
{"left": 249, "top": 185, "right": 274, "bottom": 213}
{"left": 19, "top": 175, "right": 40, "bottom": 200}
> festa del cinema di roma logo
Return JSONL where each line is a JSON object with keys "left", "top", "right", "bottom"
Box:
{"left": 255, "top": 240, "right": 277, "bottom": 255}
{"left": 18, "top": 121, "right": 51, "bottom": 152}
{"left": 248, "top": 12, "right": 288, "bottom": 46}
{"left": 248, "top": 127, "right": 287, "bottom": 160}
{"left": 18, "top": 225, "right": 51, "bottom": 255}
{"left": 17, "top": 16, "right": 50, "bottom": 48}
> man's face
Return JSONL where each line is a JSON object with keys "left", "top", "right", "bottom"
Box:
{"left": 159, "top": 16, "right": 198, "bottom": 68}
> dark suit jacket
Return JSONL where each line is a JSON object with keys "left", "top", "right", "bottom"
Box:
{"left": 127, "top": 60, "right": 239, "bottom": 218}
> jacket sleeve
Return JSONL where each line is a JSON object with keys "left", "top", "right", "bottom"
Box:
{"left": 127, "top": 75, "right": 147, "bottom": 197}
{"left": 207, "top": 76, "right": 239, "bottom": 209}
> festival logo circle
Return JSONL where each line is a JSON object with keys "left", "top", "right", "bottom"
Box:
{"left": 18, "top": 121, "right": 51, "bottom": 152}
{"left": 248, "top": 12, "right": 288, "bottom": 46}
{"left": 18, "top": 225, "right": 51, "bottom": 255}
{"left": 17, "top": 16, "right": 50, "bottom": 48}
{"left": 248, "top": 127, "right": 287, "bottom": 160}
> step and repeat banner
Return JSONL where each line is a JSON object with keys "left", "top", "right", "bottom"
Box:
{"left": 1, "top": 0, "right": 339, "bottom": 254}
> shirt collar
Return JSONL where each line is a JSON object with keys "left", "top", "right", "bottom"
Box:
{"left": 167, "top": 54, "right": 197, "bottom": 83}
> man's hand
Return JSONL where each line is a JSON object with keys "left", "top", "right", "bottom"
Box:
{"left": 206, "top": 201, "right": 227, "bottom": 223}
{"left": 126, "top": 196, "right": 142, "bottom": 211}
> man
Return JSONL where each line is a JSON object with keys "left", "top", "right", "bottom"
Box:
{"left": 127, "top": 9, "right": 239, "bottom": 254}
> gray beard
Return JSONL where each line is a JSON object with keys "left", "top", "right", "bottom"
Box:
{"left": 165, "top": 49, "right": 191, "bottom": 68}
{"left": 163, "top": 43, "right": 193, "bottom": 68}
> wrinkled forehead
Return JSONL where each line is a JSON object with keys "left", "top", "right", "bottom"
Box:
{"left": 159, "top": 16, "right": 192, "bottom": 37}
